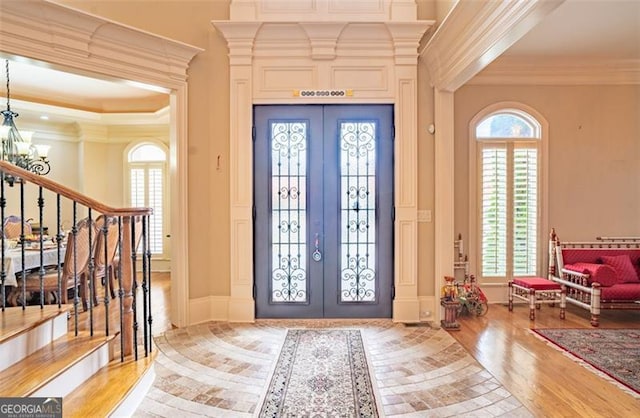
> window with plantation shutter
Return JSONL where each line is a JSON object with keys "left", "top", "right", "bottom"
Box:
{"left": 474, "top": 109, "right": 543, "bottom": 280}
{"left": 127, "top": 143, "right": 167, "bottom": 257}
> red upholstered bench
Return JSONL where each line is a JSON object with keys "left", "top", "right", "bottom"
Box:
{"left": 508, "top": 277, "right": 566, "bottom": 320}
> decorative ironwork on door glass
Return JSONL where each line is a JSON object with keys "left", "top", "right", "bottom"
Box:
{"left": 271, "top": 122, "right": 307, "bottom": 302}
{"left": 340, "top": 121, "right": 376, "bottom": 302}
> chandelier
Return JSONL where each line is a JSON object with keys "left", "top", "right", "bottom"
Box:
{"left": 1, "top": 59, "right": 50, "bottom": 185}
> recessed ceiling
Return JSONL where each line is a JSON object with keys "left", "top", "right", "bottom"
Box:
{"left": 1, "top": 0, "right": 638, "bottom": 119}
{"left": 504, "top": 0, "right": 640, "bottom": 59}
{"left": 0, "top": 58, "right": 169, "bottom": 115}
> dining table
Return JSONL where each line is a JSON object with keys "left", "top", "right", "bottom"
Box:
{"left": 1, "top": 243, "right": 66, "bottom": 287}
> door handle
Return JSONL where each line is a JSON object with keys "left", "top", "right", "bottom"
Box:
{"left": 312, "top": 233, "right": 322, "bottom": 262}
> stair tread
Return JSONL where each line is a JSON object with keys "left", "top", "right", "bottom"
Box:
{"left": 0, "top": 305, "right": 71, "bottom": 344}
{"left": 0, "top": 331, "right": 114, "bottom": 397}
{"left": 64, "top": 350, "right": 157, "bottom": 418}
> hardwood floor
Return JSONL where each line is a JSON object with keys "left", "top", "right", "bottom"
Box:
{"left": 72, "top": 271, "right": 172, "bottom": 337}
{"left": 66, "top": 276, "right": 640, "bottom": 416}
{"left": 451, "top": 303, "right": 640, "bottom": 417}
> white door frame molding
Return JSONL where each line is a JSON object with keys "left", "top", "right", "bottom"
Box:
{"left": 213, "top": 0, "right": 433, "bottom": 322}
{"left": 0, "top": 0, "right": 202, "bottom": 327}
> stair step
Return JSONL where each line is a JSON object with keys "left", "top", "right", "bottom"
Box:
{"left": 0, "top": 305, "right": 71, "bottom": 371}
{"left": 0, "top": 305, "right": 70, "bottom": 343}
{"left": 0, "top": 331, "right": 115, "bottom": 398}
{"left": 64, "top": 350, "right": 157, "bottom": 418}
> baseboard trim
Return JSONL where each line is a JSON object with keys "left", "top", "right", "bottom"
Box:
{"left": 189, "top": 296, "right": 230, "bottom": 325}
{"left": 392, "top": 298, "right": 421, "bottom": 323}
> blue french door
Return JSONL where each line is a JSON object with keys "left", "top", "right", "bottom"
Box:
{"left": 254, "top": 105, "right": 394, "bottom": 318}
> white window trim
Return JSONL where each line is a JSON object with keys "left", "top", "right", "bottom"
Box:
{"left": 124, "top": 140, "right": 170, "bottom": 262}
{"left": 468, "top": 102, "right": 549, "bottom": 284}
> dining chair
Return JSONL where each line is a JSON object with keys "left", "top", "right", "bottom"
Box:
{"left": 2, "top": 216, "right": 32, "bottom": 240}
{"left": 91, "top": 215, "right": 120, "bottom": 305}
{"left": 10, "top": 217, "right": 95, "bottom": 309}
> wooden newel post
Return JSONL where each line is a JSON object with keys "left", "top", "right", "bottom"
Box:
{"left": 121, "top": 216, "right": 134, "bottom": 356}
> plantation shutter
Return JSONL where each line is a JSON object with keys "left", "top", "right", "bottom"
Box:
{"left": 129, "top": 163, "right": 164, "bottom": 255}
{"left": 147, "top": 167, "right": 164, "bottom": 254}
{"left": 481, "top": 146, "right": 507, "bottom": 277}
{"left": 480, "top": 143, "right": 538, "bottom": 278}
{"left": 513, "top": 147, "right": 537, "bottom": 276}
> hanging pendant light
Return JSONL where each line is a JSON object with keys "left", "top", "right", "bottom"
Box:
{"left": 1, "top": 59, "right": 51, "bottom": 185}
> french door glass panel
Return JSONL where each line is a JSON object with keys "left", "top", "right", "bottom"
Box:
{"left": 254, "top": 105, "right": 393, "bottom": 318}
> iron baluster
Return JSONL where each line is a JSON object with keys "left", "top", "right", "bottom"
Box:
{"left": 0, "top": 177, "right": 5, "bottom": 311}
{"left": 129, "top": 216, "right": 139, "bottom": 361}
{"left": 118, "top": 217, "right": 125, "bottom": 362}
{"left": 72, "top": 203, "right": 78, "bottom": 336}
{"left": 37, "top": 186, "right": 44, "bottom": 308}
{"left": 19, "top": 180, "right": 25, "bottom": 309}
{"left": 102, "top": 216, "right": 109, "bottom": 337}
{"left": 141, "top": 214, "right": 148, "bottom": 356}
{"left": 87, "top": 208, "right": 93, "bottom": 336}
{"left": 56, "top": 194, "right": 62, "bottom": 310}
{"left": 146, "top": 215, "right": 153, "bottom": 352}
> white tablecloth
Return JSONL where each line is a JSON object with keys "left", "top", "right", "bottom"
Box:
{"left": 1, "top": 246, "right": 66, "bottom": 287}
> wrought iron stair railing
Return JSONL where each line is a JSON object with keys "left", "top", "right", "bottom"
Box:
{"left": 0, "top": 160, "right": 153, "bottom": 360}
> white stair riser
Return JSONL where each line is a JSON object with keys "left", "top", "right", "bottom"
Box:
{"left": 31, "top": 343, "right": 111, "bottom": 398}
{"left": 0, "top": 313, "right": 67, "bottom": 372}
{"left": 110, "top": 364, "right": 156, "bottom": 418}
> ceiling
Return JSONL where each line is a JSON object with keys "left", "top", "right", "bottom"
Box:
{"left": 0, "top": 0, "right": 638, "bottom": 121}
{"left": 504, "top": 0, "right": 640, "bottom": 60}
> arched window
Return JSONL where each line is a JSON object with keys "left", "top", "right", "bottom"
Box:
{"left": 470, "top": 105, "right": 547, "bottom": 281}
{"left": 127, "top": 142, "right": 168, "bottom": 257}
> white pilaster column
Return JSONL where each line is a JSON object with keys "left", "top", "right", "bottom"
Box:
{"left": 215, "top": 23, "right": 262, "bottom": 322}
{"left": 434, "top": 89, "right": 455, "bottom": 326}
{"left": 388, "top": 23, "right": 432, "bottom": 323}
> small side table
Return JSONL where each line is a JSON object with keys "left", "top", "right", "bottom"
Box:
{"left": 440, "top": 299, "right": 460, "bottom": 330}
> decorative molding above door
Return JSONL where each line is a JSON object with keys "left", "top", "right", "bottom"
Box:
{"left": 212, "top": 0, "right": 434, "bottom": 323}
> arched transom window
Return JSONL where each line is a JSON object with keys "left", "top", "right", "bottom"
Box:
{"left": 127, "top": 143, "right": 167, "bottom": 257}
{"left": 474, "top": 109, "right": 543, "bottom": 279}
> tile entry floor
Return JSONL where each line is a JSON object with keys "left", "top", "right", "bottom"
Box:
{"left": 135, "top": 319, "right": 531, "bottom": 417}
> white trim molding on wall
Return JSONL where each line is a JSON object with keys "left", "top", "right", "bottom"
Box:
{"left": 0, "top": 0, "right": 202, "bottom": 328}
{"left": 213, "top": 0, "right": 433, "bottom": 323}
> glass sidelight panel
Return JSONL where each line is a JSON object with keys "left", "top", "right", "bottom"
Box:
{"left": 271, "top": 122, "right": 308, "bottom": 302}
{"left": 340, "top": 122, "right": 377, "bottom": 302}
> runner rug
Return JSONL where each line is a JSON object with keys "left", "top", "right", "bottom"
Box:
{"left": 259, "top": 329, "right": 378, "bottom": 417}
{"left": 533, "top": 328, "right": 640, "bottom": 397}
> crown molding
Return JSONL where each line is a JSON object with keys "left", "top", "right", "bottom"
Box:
{"left": 0, "top": 0, "right": 202, "bottom": 89}
{"left": 420, "top": 0, "right": 564, "bottom": 91}
{"left": 229, "top": 0, "right": 416, "bottom": 22}
{"left": 468, "top": 57, "right": 640, "bottom": 85}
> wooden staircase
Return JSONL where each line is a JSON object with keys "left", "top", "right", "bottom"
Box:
{"left": 0, "top": 161, "right": 157, "bottom": 416}
{"left": 0, "top": 305, "right": 156, "bottom": 416}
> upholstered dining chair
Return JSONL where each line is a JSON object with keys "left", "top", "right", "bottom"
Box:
{"left": 2, "top": 216, "right": 32, "bottom": 240}
{"left": 10, "top": 217, "right": 95, "bottom": 309}
{"left": 90, "top": 215, "right": 120, "bottom": 305}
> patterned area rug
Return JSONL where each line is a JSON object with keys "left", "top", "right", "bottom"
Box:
{"left": 259, "top": 329, "right": 378, "bottom": 417}
{"left": 533, "top": 328, "right": 640, "bottom": 397}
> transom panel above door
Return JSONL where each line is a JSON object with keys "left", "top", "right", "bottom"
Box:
{"left": 254, "top": 104, "right": 394, "bottom": 318}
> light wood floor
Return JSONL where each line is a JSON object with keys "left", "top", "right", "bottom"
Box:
{"left": 73, "top": 271, "right": 172, "bottom": 337}
{"left": 451, "top": 303, "right": 640, "bottom": 417}
{"left": 75, "top": 275, "right": 640, "bottom": 416}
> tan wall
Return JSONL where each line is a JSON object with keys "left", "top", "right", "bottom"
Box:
{"left": 454, "top": 84, "right": 640, "bottom": 274}
{"left": 57, "top": 0, "right": 444, "bottom": 300}
{"left": 58, "top": 0, "right": 232, "bottom": 298}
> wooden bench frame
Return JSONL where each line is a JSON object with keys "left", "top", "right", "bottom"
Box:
{"left": 548, "top": 229, "right": 640, "bottom": 327}
{"left": 508, "top": 278, "right": 566, "bottom": 320}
